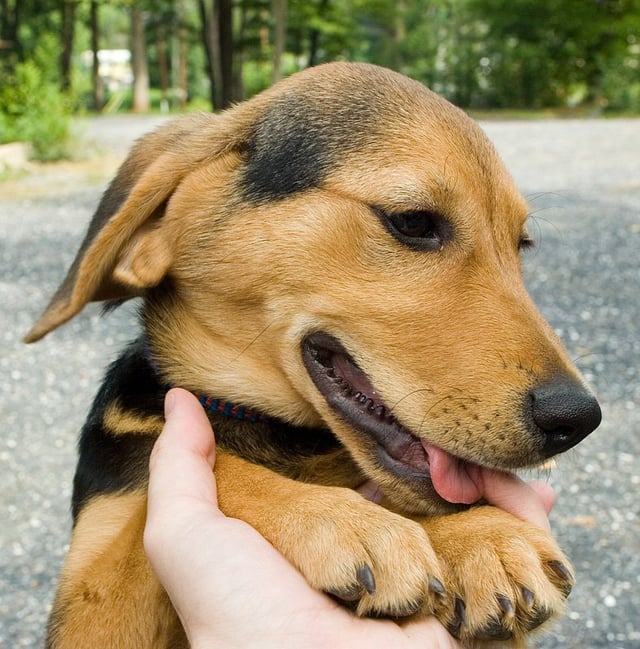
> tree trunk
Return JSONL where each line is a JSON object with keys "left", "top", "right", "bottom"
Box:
{"left": 307, "top": 0, "right": 329, "bottom": 67}
{"left": 156, "top": 23, "right": 169, "bottom": 112}
{"left": 232, "top": 0, "right": 247, "bottom": 101}
{"left": 197, "top": 0, "right": 216, "bottom": 109}
{"left": 131, "top": 7, "right": 150, "bottom": 113}
{"left": 199, "top": 0, "right": 234, "bottom": 110}
{"left": 60, "top": 0, "right": 77, "bottom": 92}
{"left": 90, "top": 0, "right": 104, "bottom": 112}
{"left": 271, "top": 0, "right": 287, "bottom": 83}
{"left": 178, "top": 22, "right": 188, "bottom": 110}
{"left": 215, "top": 0, "right": 234, "bottom": 109}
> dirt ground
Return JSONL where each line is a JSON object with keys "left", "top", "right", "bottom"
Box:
{"left": 1, "top": 114, "right": 639, "bottom": 648}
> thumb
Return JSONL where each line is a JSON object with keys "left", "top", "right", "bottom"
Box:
{"left": 163, "top": 387, "right": 216, "bottom": 468}
{"left": 147, "top": 388, "right": 219, "bottom": 519}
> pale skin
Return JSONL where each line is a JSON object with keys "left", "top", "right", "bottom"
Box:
{"left": 144, "top": 388, "right": 556, "bottom": 649}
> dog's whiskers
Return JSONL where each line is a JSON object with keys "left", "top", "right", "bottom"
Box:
{"left": 388, "top": 387, "right": 435, "bottom": 416}
{"left": 230, "top": 322, "right": 274, "bottom": 364}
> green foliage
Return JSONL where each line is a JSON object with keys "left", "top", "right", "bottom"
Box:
{"left": 0, "top": 60, "right": 74, "bottom": 161}
{"left": 465, "top": 0, "right": 640, "bottom": 110}
{"left": 0, "top": 30, "right": 75, "bottom": 160}
{"left": 2, "top": 0, "right": 639, "bottom": 141}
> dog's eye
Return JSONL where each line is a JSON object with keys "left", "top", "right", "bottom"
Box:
{"left": 518, "top": 234, "right": 536, "bottom": 251}
{"left": 377, "top": 209, "right": 451, "bottom": 252}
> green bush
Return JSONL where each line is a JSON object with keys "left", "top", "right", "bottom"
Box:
{"left": 0, "top": 60, "right": 74, "bottom": 161}
{"left": 601, "top": 60, "right": 640, "bottom": 113}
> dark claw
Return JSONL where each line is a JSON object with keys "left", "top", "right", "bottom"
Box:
{"left": 428, "top": 575, "right": 446, "bottom": 599}
{"left": 525, "top": 606, "right": 552, "bottom": 631}
{"left": 496, "top": 593, "right": 514, "bottom": 619}
{"left": 521, "top": 586, "right": 535, "bottom": 608}
{"left": 356, "top": 564, "right": 376, "bottom": 595}
{"left": 447, "top": 621, "right": 462, "bottom": 639}
{"left": 332, "top": 597, "right": 359, "bottom": 612}
{"left": 447, "top": 597, "right": 466, "bottom": 639}
{"left": 474, "top": 595, "right": 516, "bottom": 641}
{"left": 475, "top": 617, "right": 513, "bottom": 641}
{"left": 546, "top": 560, "right": 575, "bottom": 597}
{"left": 326, "top": 582, "right": 363, "bottom": 602}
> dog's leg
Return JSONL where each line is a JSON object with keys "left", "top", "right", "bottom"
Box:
{"left": 217, "top": 453, "right": 573, "bottom": 646}
{"left": 47, "top": 455, "right": 571, "bottom": 648}
{"left": 214, "top": 451, "right": 447, "bottom": 618}
{"left": 46, "top": 491, "right": 187, "bottom": 649}
{"left": 418, "top": 508, "right": 574, "bottom": 647}
{"left": 47, "top": 452, "right": 446, "bottom": 647}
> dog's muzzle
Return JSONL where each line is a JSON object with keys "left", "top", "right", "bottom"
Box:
{"left": 301, "top": 332, "right": 482, "bottom": 505}
{"left": 301, "top": 332, "right": 601, "bottom": 508}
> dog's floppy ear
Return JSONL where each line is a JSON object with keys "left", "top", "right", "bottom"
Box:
{"left": 24, "top": 111, "right": 254, "bottom": 343}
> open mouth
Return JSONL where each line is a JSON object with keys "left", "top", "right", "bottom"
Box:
{"left": 302, "top": 332, "right": 484, "bottom": 505}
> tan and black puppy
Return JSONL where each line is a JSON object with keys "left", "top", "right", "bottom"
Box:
{"left": 27, "top": 62, "right": 600, "bottom": 648}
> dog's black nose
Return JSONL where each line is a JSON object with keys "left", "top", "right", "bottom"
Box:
{"left": 530, "top": 379, "right": 601, "bottom": 455}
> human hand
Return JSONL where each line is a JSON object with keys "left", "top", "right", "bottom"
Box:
{"left": 144, "top": 388, "right": 554, "bottom": 649}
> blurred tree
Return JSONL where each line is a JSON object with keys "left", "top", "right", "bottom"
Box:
{"left": 197, "top": 0, "right": 215, "bottom": 106}
{"left": 131, "top": 6, "right": 150, "bottom": 111}
{"left": 303, "top": 0, "right": 329, "bottom": 67}
{"left": 2, "top": 0, "right": 639, "bottom": 125}
{"left": 466, "top": 0, "right": 640, "bottom": 109}
{"left": 146, "top": 0, "right": 190, "bottom": 111}
{"left": 198, "top": 0, "right": 233, "bottom": 109}
{"left": 0, "top": 0, "right": 21, "bottom": 70}
{"left": 60, "top": 0, "right": 78, "bottom": 91}
{"left": 90, "top": 0, "right": 104, "bottom": 111}
{"left": 271, "top": 0, "right": 287, "bottom": 81}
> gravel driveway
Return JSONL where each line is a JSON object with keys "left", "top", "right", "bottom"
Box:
{"left": 1, "top": 114, "right": 639, "bottom": 648}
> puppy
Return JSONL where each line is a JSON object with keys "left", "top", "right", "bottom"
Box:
{"left": 26, "top": 62, "right": 601, "bottom": 648}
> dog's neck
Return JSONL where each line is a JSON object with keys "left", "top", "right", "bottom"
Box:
{"left": 143, "top": 340, "right": 268, "bottom": 424}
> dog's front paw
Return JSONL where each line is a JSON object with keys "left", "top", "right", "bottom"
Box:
{"left": 273, "top": 487, "right": 447, "bottom": 618}
{"left": 424, "top": 506, "right": 574, "bottom": 646}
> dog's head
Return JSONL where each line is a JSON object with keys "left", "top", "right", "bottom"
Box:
{"left": 27, "top": 63, "right": 600, "bottom": 514}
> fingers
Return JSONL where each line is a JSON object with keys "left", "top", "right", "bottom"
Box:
{"left": 147, "top": 388, "right": 220, "bottom": 527}
{"left": 469, "top": 466, "right": 554, "bottom": 532}
{"left": 401, "top": 617, "right": 462, "bottom": 648}
{"left": 527, "top": 480, "right": 556, "bottom": 514}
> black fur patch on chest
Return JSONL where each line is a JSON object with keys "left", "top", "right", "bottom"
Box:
{"left": 71, "top": 339, "right": 341, "bottom": 521}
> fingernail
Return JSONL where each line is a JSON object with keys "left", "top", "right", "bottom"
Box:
{"left": 164, "top": 389, "right": 177, "bottom": 417}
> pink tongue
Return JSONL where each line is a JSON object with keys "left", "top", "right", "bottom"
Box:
{"left": 424, "top": 443, "right": 488, "bottom": 504}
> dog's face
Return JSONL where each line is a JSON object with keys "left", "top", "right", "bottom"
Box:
{"left": 26, "top": 63, "right": 600, "bottom": 514}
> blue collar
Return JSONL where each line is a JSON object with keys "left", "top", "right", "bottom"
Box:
{"left": 143, "top": 342, "right": 268, "bottom": 423}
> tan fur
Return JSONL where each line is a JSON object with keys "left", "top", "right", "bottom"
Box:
{"left": 28, "top": 63, "right": 593, "bottom": 647}
{"left": 215, "top": 452, "right": 446, "bottom": 618}
{"left": 103, "top": 402, "right": 165, "bottom": 436}
{"left": 47, "top": 493, "right": 186, "bottom": 649}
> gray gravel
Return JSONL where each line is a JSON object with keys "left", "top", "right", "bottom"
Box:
{"left": 1, "top": 115, "right": 639, "bottom": 648}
